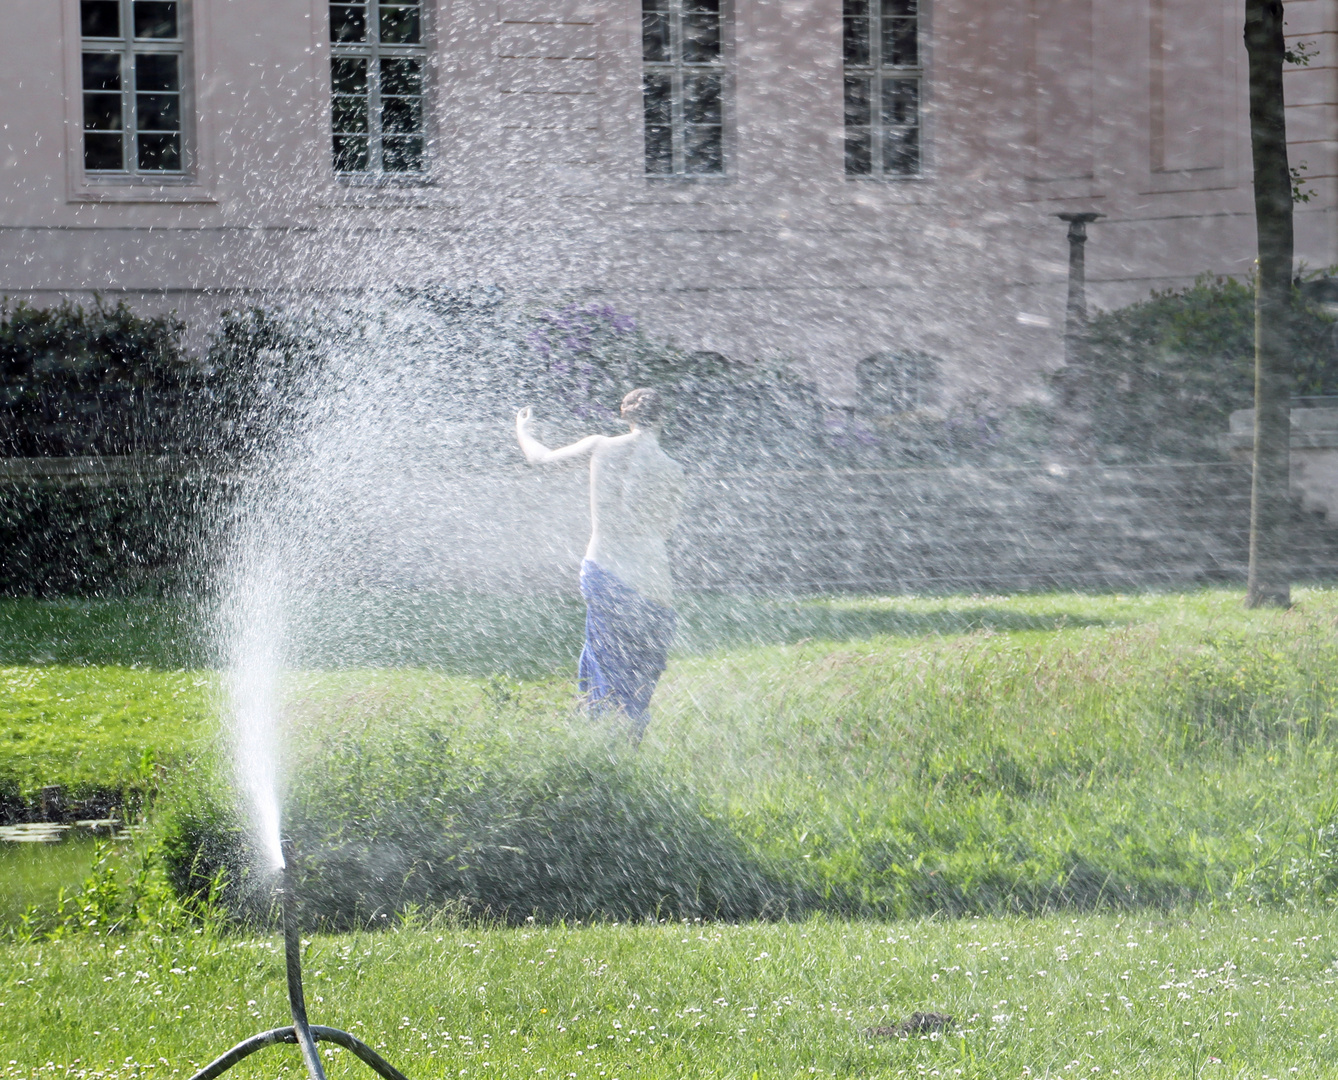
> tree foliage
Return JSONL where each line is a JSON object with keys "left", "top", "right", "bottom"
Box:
{"left": 519, "top": 300, "right": 824, "bottom": 469}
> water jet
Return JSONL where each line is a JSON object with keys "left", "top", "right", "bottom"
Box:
{"left": 185, "top": 840, "right": 413, "bottom": 1080}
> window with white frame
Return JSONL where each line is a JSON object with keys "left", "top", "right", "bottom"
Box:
{"left": 329, "top": 1, "right": 427, "bottom": 175}
{"left": 80, "top": 0, "right": 187, "bottom": 175}
{"left": 843, "top": 0, "right": 923, "bottom": 177}
{"left": 641, "top": 0, "right": 725, "bottom": 177}
{"left": 855, "top": 351, "right": 937, "bottom": 414}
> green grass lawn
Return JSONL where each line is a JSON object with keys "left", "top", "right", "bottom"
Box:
{"left": 4, "top": 911, "right": 1338, "bottom": 1077}
{"left": 5, "top": 587, "right": 1338, "bottom": 1075}
{"left": 0, "top": 585, "right": 1299, "bottom": 802}
{"left": 141, "top": 586, "right": 1338, "bottom": 921}
{"left": 0, "top": 840, "right": 103, "bottom": 927}
{"left": 0, "top": 666, "right": 213, "bottom": 803}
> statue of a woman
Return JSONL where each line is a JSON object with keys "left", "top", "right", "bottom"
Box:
{"left": 516, "top": 388, "right": 685, "bottom": 741}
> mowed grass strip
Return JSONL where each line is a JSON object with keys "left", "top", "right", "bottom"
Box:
{"left": 3, "top": 911, "right": 1338, "bottom": 1078}
{"left": 0, "top": 666, "right": 214, "bottom": 804}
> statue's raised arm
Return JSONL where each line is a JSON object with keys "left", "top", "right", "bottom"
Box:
{"left": 515, "top": 406, "right": 605, "bottom": 465}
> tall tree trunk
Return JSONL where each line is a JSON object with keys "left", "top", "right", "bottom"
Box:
{"left": 1244, "top": 0, "right": 1295, "bottom": 608}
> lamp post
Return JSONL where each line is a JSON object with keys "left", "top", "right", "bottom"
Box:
{"left": 1056, "top": 212, "right": 1103, "bottom": 373}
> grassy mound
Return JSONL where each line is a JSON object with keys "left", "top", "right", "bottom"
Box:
{"left": 0, "top": 663, "right": 213, "bottom": 816}
{"left": 8, "top": 589, "right": 1338, "bottom": 925}
{"left": 150, "top": 590, "right": 1338, "bottom": 926}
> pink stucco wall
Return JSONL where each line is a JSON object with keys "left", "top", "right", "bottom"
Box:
{"left": 0, "top": 0, "right": 1333, "bottom": 403}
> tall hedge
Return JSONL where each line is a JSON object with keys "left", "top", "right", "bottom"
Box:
{"left": 0, "top": 297, "right": 195, "bottom": 457}
{"left": 0, "top": 300, "right": 310, "bottom": 596}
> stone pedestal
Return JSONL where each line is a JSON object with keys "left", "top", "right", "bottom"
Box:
{"left": 1226, "top": 399, "right": 1338, "bottom": 521}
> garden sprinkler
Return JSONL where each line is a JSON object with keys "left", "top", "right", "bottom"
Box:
{"left": 186, "top": 840, "right": 414, "bottom": 1080}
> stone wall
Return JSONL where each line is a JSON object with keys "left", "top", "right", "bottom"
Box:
{"left": 387, "top": 460, "right": 1338, "bottom": 595}
{"left": 669, "top": 462, "right": 1338, "bottom": 593}
{"left": 8, "top": 457, "right": 1338, "bottom": 597}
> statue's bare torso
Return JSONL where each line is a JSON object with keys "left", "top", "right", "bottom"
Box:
{"left": 516, "top": 409, "right": 685, "bottom": 605}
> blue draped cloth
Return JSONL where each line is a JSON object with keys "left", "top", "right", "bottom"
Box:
{"left": 578, "top": 559, "right": 676, "bottom": 739}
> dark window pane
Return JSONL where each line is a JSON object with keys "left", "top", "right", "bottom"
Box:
{"left": 333, "top": 134, "right": 370, "bottom": 171}
{"left": 138, "top": 131, "right": 181, "bottom": 170}
{"left": 331, "top": 57, "right": 368, "bottom": 94}
{"left": 883, "top": 125, "right": 919, "bottom": 174}
{"left": 880, "top": 0, "right": 916, "bottom": 14}
{"left": 882, "top": 16, "right": 917, "bottom": 67}
{"left": 881, "top": 77, "right": 918, "bottom": 126}
{"left": 330, "top": 4, "right": 368, "bottom": 42}
{"left": 82, "top": 53, "right": 121, "bottom": 91}
{"left": 84, "top": 92, "right": 123, "bottom": 130}
{"left": 843, "top": 77, "right": 871, "bottom": 126}
{"left": 642, "top": 12, "right": 670, "bottom": 62}
{"left": 81, "top": 1, "right": 120, "bottom": 38}
{"left": 642, "top": 0, "right": 670, "bottom": 8}
{"left": 842, "top": 0, "right": 870, "bottom": 14}
{"left": 683, "top": 0, "right": 719, "bottom": 11}
{"left": 685, "top": 124, "right": 722, "bottom": 174}
{"left": 84, "top": 132, "right": 123, "bottom": 169}
{"left": 684, "top": 73, "right": 720, "bottom": 124}
{"left": 380, "top": 58, "right": 422, "bottom": 96}
{"left": 133, "top": 2, "right": 178, "bottom": 39}
{"left": 382, "top": 134, "right": 424, "bottom": 172}
{"left": 642, "top": 71, "right": 672, "bottom": 125}
{"left": 136, "top": 93, "right": 180, "bottom": 131}
{"left": 332, "top": 96, "right": 369, "bottom": 133}
{"left": 379, "top": 4, "right": 421, "bottom": 44}
{"left": 644, "top": 125, "right": 673, "bottom": 174}
{"left": 844, "top": 131, "right": 872, "bottom": 174}
{"left": 843, "top": 16, "right": 870, "bottom": 67}
{"left": 682, "top": 14, "right": 720, "bottom": 63}
{"left": 135, "top": 53, "right": 179, "bottom": 92}
{"left": 382, "top": 95, "right": 422, "bottom": 134}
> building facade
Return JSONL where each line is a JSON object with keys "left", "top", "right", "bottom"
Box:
{"left": 0, "top": 0, "right": 1334, "bottom": 402}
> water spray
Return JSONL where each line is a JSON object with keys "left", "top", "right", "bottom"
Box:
{"left": 186, "top": 840, "right": 413, "bottom": 1080}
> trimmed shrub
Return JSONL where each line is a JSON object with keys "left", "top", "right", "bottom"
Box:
{"left": 521, "top": 301, "right": 826, "bottom": 470}
{"left": 159, "top": 728, "right": 806, "bottom": 930}
{"left": 0, "top": 300, "right": 313, "bottom": 596}
{"left": 192, "top": 307, "right": 320, "bottom": 462}
{"left": 1080, "top": 274, "right": 1338, "bottom": 461}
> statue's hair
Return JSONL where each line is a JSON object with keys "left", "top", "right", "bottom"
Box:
{"left": 621, "top": 387, "right": 665, "bottom": 424}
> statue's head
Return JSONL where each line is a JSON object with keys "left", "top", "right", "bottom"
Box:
{"left": 620, "top": 387, "right": 664, "bottom": 427}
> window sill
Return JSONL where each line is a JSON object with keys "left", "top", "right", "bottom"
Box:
{"left": 69, "top": 179, "right": 217, "bottom": 205}
{"left": 643, "top": 174, "right": 732, "bottom": 183}
{"left": 336, "top": 173, "right": 437, "bottom": 188}
{"left": 844, "top": 173, "right": 929, "bottom": 182}
{"left": 317, "top": 178, "right": 453, "bottom": 209}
